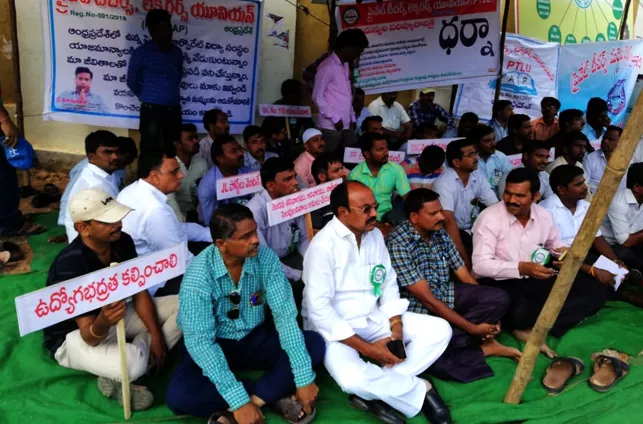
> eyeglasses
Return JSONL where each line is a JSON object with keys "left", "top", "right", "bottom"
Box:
{"left": 351, "top": 202, "right": 379, "bottom": 215}
{"left": 227, "top": 291, "right": 241, "bottom": 320}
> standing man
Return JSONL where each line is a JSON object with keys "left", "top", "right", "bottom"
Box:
{"left": 498, "top": 140, "right": 555, "bottom": 201}
{"left": 303, "top": 181, "right": 452, "bottom": 424}
{"left": 55, "top": 67, "right": 106, "bottom": 113}
{"left": 443, "top": 112, "right": 478, "bottom": 139}
{"left": 127, "top": 9, "right": 183, "bottom": 154}
{"left": 408, "top": 89, "right": 455, "bottom": 133}
{"left": 199, "top": 109, "right": 230, "bottom": 169}
{"left": 584, "top": 126, "right": 624, "bottom": 195}
{"left": 167, "top": 204, "right": 324, "bottom": 422}
{"left": 582, "top": 98, "right": 611, "bottom": 141}
{"left": 495, "top": 114, "right": 533, "bottom": 155}
{"left": 294, "top": 129, "right": 326, "bottom": 188}
{"left": 530, "top": 97, "right": 560, "bottom": 141}
{"left": 173, "top": 124, "right": 208, "bottom": 219}
{"left": 242, "top": 125, "right": 278, "bottom": 171}
{"left": 470, "top": 124, "right": 511, "bottom": 195}
{"left": 45, "top": 189, "right": 182, "bottom": 411}
{"left": 312, "top": 28, "right": 369, "bottom": 153}
{"left": 489, "top": 100, "right": 514, "bottom": 142}
{"left": 368, "top": 92, "right": 413, "bottom": 147}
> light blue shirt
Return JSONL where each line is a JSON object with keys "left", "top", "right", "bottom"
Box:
{"left": 477, "top": 151, "right": 512, "bottom": 195}
{"left": 243, "top": 150, "right": 278, "bottom": 171}
{"left": 432, "top": 168, "right": 499, "bottom": 230}
{"left": 196, "top": 166, "right": 255, "bottom": 225}
{"left": 489, "top": 119, "right": 508, "bottom": 142}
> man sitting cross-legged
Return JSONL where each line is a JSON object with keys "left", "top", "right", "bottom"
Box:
{"left": 472, "top": 168, "right": 607, "bottom": 358}
{"left": 44, "top": 189, "right": 182, "bottom": 410}
{"left": 387, "top": 188, "right": 519, "bottom": 384}
{"left": 303, "top": 181, "right": 452, "bottom": 424}
{"left": 166, "top": 204, "right": 324, "bottom": 424}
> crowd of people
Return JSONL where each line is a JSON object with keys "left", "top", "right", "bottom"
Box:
{"left": 2, "top": 9, "right": 642, "bottom": 424}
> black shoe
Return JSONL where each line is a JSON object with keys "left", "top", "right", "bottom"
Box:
{"left": 349, "top": 395, "right": 406, "bottom": 424}
{"left": 422, "top": 388, "right": 452, "bottom": 424}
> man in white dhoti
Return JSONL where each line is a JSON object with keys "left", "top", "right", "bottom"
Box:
{"left": 302, "top": 181, "right": 453, "bottom": 424}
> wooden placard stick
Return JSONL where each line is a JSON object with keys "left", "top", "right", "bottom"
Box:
{"left": 110, "top": 262, "right": 131, "bottom": 420}
{"left": 285, "top": 117, "right": 292, "bottom": 140}
{"left": 305, "top": 213, "right": 314, "bottom": 242}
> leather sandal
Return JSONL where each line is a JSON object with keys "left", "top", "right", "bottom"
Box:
{"left": 541, "top": 357, "right": 584, "bottom": 394}
{"left": 273, "top": 396, "right": 316, "bottom": 424}
{"left": 588, "top": 349, "right": 631, "bottom": 393}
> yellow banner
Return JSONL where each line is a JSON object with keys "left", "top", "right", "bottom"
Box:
{"left": 516, "top": 0, "right": 634, "bottom": 44}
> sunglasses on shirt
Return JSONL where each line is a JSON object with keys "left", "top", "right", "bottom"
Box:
{"left": 227, "top": 290, "right": 264, "bottom": 320}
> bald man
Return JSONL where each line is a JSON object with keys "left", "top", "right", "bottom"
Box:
{"left": 302, "top": 181, "right": 453, "bottom": 424}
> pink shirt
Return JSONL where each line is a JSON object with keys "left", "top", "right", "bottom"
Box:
{"left": 312, "top": 53, "right": 355, "bottom": 130}
{"left": 294, "top": 151, "right": 316, "bottom": 188}
{"left": 471, "top": 201, "right": 563, "bottom": 280}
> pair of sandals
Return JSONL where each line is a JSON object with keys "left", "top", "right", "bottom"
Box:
{"left": 0, "top": 241, "right": 24, "bottom": 269}
{"left": 30, "top": 184, "right": 61, "bottom": 209}
{"left": 542, "top": 349, "right": 631, "bottom": 394}
{"left": 208, "top": 397, "right": 316, "bottom": 424}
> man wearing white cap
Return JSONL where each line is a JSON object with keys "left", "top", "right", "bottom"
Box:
{"left": 294, "top": 128, "right": 326, "bottom": 188}
{"left": 44, "top": 188, "right": 182, "bottom": 411}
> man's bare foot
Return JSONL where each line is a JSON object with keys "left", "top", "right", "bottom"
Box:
{"left": 481, "top": 338, "right": 522, "bottom": 361}
{"left": 512, "top": 329, "right": 558, "bottom": 359}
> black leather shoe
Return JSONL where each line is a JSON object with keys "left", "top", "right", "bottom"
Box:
{"left": 422, "top": 388, "right": 452, "bottom": 424}
{"left": 349, "top": 395, "right": 406, "bottom": 424}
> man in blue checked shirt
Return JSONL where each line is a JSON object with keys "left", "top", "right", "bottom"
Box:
{"left": 167, "top": 204, "right": 324, "bottom": 424}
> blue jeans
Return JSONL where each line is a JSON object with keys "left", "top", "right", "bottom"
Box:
{"left": 167, "top": 323, "right": 325, "bottom": 417}
{"left": 0, "top": 150, "right": 24, "bottom": 235}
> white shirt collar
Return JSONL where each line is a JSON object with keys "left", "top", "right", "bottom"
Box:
{"left": 86, "top": 163, "right": 111, "bottom": 179}
{"left": 625, "top": 189, "right": 638, "bottom": 205}
{"left": 139, "top": 179, "right": 168, "bottom": 203}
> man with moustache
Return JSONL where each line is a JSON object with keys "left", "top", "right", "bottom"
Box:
{"left": 360, "top": 116, "right": 384, "bottom": 135}
{"left": 497, "top": 140, "right": 554, "bottom": 201}
{"left": 387, "top": 189, "right": 518, "bottom": 383}
{"left": 45, "top": 189, "right": 182, "bottom": 411}
{"left": 242, "top": 125, "right": 278, "bottom": 171}
{"left": 294, "top": 129, "right": 327, "bottom": 188}
{"left": 303, "top": 181, "right": 452, "bottom": 424}
{"left": 167, "top": 204, "right": 324, "bottom": 423}
{"left": 472, "top": 168, "right": 607, "bottom": 358}
{"left": 172, "top": 124, "right": 208, "bottom": 219}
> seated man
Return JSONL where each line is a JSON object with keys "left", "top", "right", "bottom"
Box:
{"left": 548, "top": 109, "right": 586, "bottom": 155}
{"left": 294, "top": 128, "right": 327, "bottom": 188}
{"left": 199, "top": 108, "right": 229, "bottom": 169}
{"left": 118, "top": 148, "right": 213, "bottom": 296}
{"left": 498, "top": 140, "right": 554, "bottom": 201}
{"left": 600, "top": 163, "right": 643, "bottom": 270}
{"left": 472, "top": 168, "right": 607, "bottom": 357}
{"left": 45, "top": 189, "right": 181, "bottom": 410}
{"left": 488, "top": 100, "right": 513, "bottom": 142}
{"left": 582, "top": 97, "right": 611, "bottom": 141}
{"left": 172, "top": 124, "right": 208, "bottom": 220}
{"left": 348, "top": 132, "right": 411, "bottom": 228}
{"left": 530, "top": 97, "right": 561, "bottom": 141}
{"left": 545, "top": 131, "right": 591, "bottom": 201}
{"left": 275, "top": 79, "right": 316, "bottom": 141}
{"left": 361, "top": 115, "right": 384, "bottom": 135}
{"left": 433, "top": 138, "right": 498, "bottom": 269}
{"left": 354, "top": 87, "right": 372, "bottom": 135}
{"left": 303, "top": 181, "right": 452, "bottom": 424}
{"left": 262, "top": 116, "right": 298, "bottom": 161}
{"left": 402, "top": 145, "right": 446, "bottom": 191}
{"left": 399, "top": 122, "right": 440, "bottom": 155}
{"left": 242, "top": 125, "right": 278, "bottom": 171}
{"left": 247, "top": 158, "right": 308, "bottom": 296}
{"left": 310, "top": 152, "right": 348, "bottom": 230}
{"left": 167, "top": 204, "right": 324, "bottom": 422}
{"left": 197, "top": 135, "right": 255, "bottom": 225}
{"left": 542, "top": 165, "right": 624, "bottom": 284}
{"left": 387, "top": 188, "right": 518, "bottom": 383}
{"left": 470, "top": 124, "right": 511, "bottom": 195}
{"left": 584, "top": 126, "right": 624, "bottom": 195}
{"left": 495, "top": 114, "right": 533, "bottom": 155}
{"left": 408, "top": 89, "right": 455, "bottom": 134}
{"left": 368, "top": 92, "right": 413, "bottom": 148}
{"left": 443, "top": 112, "right": 479, "bottom": 139}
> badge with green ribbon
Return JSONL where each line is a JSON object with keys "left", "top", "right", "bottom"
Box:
{"left": 370, "top": 265, "right": 386, "bottom": 296}
{"left": 531, "top": 248, "right": 551, "bottom": 265}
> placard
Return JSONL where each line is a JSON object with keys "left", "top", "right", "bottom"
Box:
{"left": 16, "top": 243, "right": 187, "bottom": 337}
{"left": 267, "top": 179, "right": 342, "bottom": 226}
{"left": 407, "top": 138, "right": 458, "bottom": 156}
{"left": 258, "top": 104, "right": 312, "bottom": 118}
{"left": 216, "top": 171, "right": 262, "bottom": 201}
{"left": 343, "top": 147, "right": 405, "bottom": 164}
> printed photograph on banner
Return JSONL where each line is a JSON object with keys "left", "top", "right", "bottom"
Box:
{"left": 258, "top": 104, "right": 312, "bottom": 118}
{"left": 216, "top": 171, "right": 263, "bottom": 201}
{"left": 407, "top": 138, "right": 458, "bottom": 156}
{"left": 343, "top": 147, "right": 405, "bottom": 164}
{"left": 42, "top": 0, "right": 261, "bottom": 132}
{"left": 455, "top": 34, "right": 559, "bottom": 120}
{"left": 267, "top": 179, "right": 342, "bottom": 226}
{"left": 558, "top": 40, "right": 643, "bottom": 127}
{"left": 336, "top": 0, "right": 500, "bottom": 93}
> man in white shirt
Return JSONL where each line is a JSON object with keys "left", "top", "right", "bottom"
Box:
{"left": 303, "top": 181, "right": 452, "bottom": 424}
{"left": 172, "top": 123, "right": 208, "bottom": 219}
{"left": 497, "top": 140, "right": 554, "bottom": 201}
{"left": 368, "top": 92, "right": 412, "bottom": 148}
{"left": 118, "top": 148, "right": 212, "bottom": 296}
{"left": 199, "top": 108, "right": 230, "bottom": 169}
{"left": 544, "top": 131, "right": 591, "bottom": 201}
{"left": 601, "top": 163, "right": 643, "bottom": 270}
{"left": 584, "top": 126, "right": 624, "bottom": 195}
{"left": 433, "top": 138, "right": 499, "bottom": 270}
{"left": 63, "top": 131, "right": 122, "bottom": 243}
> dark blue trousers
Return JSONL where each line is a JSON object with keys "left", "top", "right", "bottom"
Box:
{"left": 167, "top": 323, "right": 325, "bottom": 418}
{"left": 0, "top": 150, "right": 24, "bottom": 235}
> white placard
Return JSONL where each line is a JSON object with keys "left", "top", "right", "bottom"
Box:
{"left": 16, "top": 243, "right": 187, "bottom": 337}
{"left": 267, "top": 179, "right": 342, "bottom": 226}
{"left": 508, "top": 154, "right": 522, "bottom": 168}
{"left": 590, "top": 139, "right": 601, "bottom": 151}
{"left": 343, "top": 147, "right": 405, "bottom": 164}
{"left": 258, "top": 104, "right": 312, "bottom": 118}
{"left": 407, "top": 138, "right": 458, "bottom": 156}
{"left": 216, "top": 171, "right": 263, "bottom": 201}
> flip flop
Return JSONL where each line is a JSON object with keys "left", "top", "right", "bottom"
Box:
{"left": 589, "top": 349, "right": 631, "bottom": 393}
{"left": 541, "top": 357, "right": 585, "bottom": 394}
{"left": 0, "top": 251, "right": 10, "bottom": 269}
{"left": 273, "top": 397, "right": 317, "bottom": 424}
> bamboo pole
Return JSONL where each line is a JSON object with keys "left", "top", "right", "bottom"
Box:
{"left": 305, "top": 213, "right": 314, "bottom": 241}
{"left": 619, "top": 0, "right": 632, "bottom": 40}
{"left": 493, "top": 0, "right": 511, "bottom": 105}
{"left": 504, "top": 90, "right": 643, "bottom": 404}
{"left": 110, "top": 263, "right": 131, "bottom": 420}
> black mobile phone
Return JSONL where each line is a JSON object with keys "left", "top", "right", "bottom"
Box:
{"left": 386, "top": 339, "right": 407, "bottom": 359}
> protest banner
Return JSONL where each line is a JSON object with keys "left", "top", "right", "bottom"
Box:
{"left": 343, "top": 147, "right": 405, "bottom": 164}
{"left": 406, "top": 138, "right": 458, "bottom": 156}
{"left": 15, "top": 243, "right": 187, "bottom": 337}
{"left": 336, "top": 0, "right": 500, "bottom": 94}
{"left": 267, "top": 179, "right": 342, "bottom": 227}
{"left": 216, "top": 171, "right": 262, "bottom": 201}
{"left": 258, "top": 104, "right": 312, "bottom": 118}
{"left": 455, "top": 35, "right": 559, "bottom": 120}
{"left": 558, "top": 40, "right": 643, "bottom": 127}
{"left": 42, "top": 0, "right": 261, "bottom": 133}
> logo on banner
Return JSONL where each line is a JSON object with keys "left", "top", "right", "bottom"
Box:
{"left": 343, "top": 7, "right": 359, "bottom": 26}
{"left": 490, "top": 71, "right": 537, "bottom": 96}
{"left": 608, "top": 79, "right": 627, "bottom": 115}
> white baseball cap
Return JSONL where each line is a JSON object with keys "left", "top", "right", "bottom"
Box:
{"left": 69, "top": 188, "right": 133, "bottom": 224}
{"left": 302, "top": 128, "right": 322, "bottom": 144}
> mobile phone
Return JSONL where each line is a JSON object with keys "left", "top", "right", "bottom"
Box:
{"left": 386, "top": 339, "right": 407, "bottom": 359}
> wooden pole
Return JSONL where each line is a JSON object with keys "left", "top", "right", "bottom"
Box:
{"left": 111, "top": 262, "right": 131, "bottom": 420}
{"left": 285, "top": 117, "right": 292, "bottom": 141}
{"left": 305, "top": 213, "right": 314, "bottom": 241}
{"left": 503, "top": 90, "right": 643, "bottom": 404}
{"left": 493, "top": 0, "right": 511, "bottom": 105}
{"left": 619, "top": 0, "right": 632, "bottom": 40}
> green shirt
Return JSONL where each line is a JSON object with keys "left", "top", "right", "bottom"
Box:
{"left": 178, "top": 245, "right": 315, "bottom": 410}
{"left": 348, "top": 161, "right": 411, "bottom": 219}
